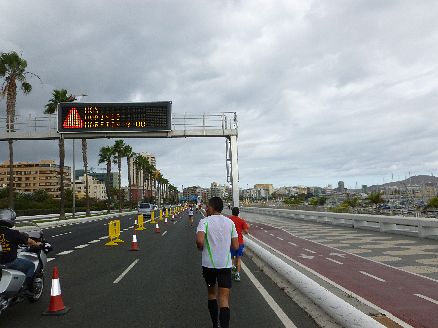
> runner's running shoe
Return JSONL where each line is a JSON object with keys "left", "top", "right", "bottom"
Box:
{"left": 234, "top": 272, "right": 241, "bottom": 281}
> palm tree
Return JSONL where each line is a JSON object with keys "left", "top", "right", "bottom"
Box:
{"left": 0, "top": 51, "right": 37, "bottom": 209}
{"left": 98, "top": 146, "right": 113, "bottom": 213}
{"left": 122, "top": 145, "right": 134, "bottom": 206}
{"left": 367, "top": 192, "right": 384, "bottom": 211}
{"left": 112, "top": 140, "right": 126, "bottom": 212}
{"left": 44, "top": 89, "right": 76, "bottom": 219}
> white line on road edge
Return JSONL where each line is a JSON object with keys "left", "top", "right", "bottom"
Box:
{"left": 162, "top": 231, "right": 167, "bottom": 236}
{"left": 304, "top": 249, "right": 316, "bottom": 254}
{"left": 114, "top": 259, "right": 139, "bottom": 284}
{"left": 241, "top": 261, "right": 297, "bottom": 328}
{"left": 88, "top": 240, "right": 100, "bottom": 244}
{"left": 57, "top": 250, "right": 74, "bottom": 256}
{"left": 414, "top": 293, "right": 438, "bottom": 305}
{"left": 245, "top": 238, "right": 386, "bottom": 328}
{"left": 359, "top": 271, "right": 386, "bottom": 282}
{"left": 326, "top": 258, "right": 343, "bottom": 265}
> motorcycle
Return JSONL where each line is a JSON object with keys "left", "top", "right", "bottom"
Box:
{"left": 0, "top": 239, "right": 52, "bottom": 316}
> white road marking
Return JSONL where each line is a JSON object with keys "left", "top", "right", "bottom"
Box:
{"left": 129, "top": 225, "right": 134, "bottom": 228}
{"left": 47, "top": 258, "right": 55, "bottom": 262}
{"left": 241, "top": 261, "right": 297, "bottom": 328}
{"left": 57, "top": 250, "right": 74, "bottom": 256}
{"left": 414, "top": 293, "right": 438, "bottom": 305}
{"left": 304, "top": 249, "right": 316, "bottom": 254}
{"left": 264, "top": 230, "right": 268, "bottom": 233}
{"left": 299, "top": 254, "right": 314, "bottom": 259}
{"left": 113, "top": 259, "right": 139, "bottom": 284}
{"left": 162, "top": 231, "right": 167, "bottom": 236}
{"left": 269, "top": 233, "right": 274, "bottom": 236}
{"left": 75, "top": 244, "right": 89, "bottom": 249}
{"left": 276, "top": 237, "right": 284, "bottom": 241}
{"left": 173, "top": 221, "right": 177, "bottom": 224}
{"left": 329, "top": 252, "right": 346, "bottom": 258}
{"left": 99, "top": 236, "right": 108, "bottom": 240}
{"left": 288, "top": 242, "right": 297, "bottom": 246}
{"left": 88, "top": 240, "right": 100, "bottom": 244}
{"left": 360, "top": 271, "right": 386, "bottom": 282}
{"left": 326, "top": 258, "right": 343, "bottom": 265}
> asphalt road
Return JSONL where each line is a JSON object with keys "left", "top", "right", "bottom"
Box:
{"left": 1, "top": 210, "right": 318, "bottom": 328}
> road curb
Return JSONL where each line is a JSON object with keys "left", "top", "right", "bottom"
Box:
{"left": 35, "top": 211, "right": 136, "bottom": 228}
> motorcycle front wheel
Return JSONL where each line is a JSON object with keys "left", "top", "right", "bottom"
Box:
{"left": 28, "top": 271, "right": 44, "bottom": 303}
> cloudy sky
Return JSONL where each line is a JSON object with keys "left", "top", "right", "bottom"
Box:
{"left": 1, "top": 0, "right": 438, "bottom": 190}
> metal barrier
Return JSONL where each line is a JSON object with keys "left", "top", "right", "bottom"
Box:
{"left": 242, "top": 207, "right": 438, "bottom": 239}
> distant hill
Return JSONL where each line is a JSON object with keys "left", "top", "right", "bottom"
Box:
{"left": 368, "top": 175, "right": 438, "bottom": 191}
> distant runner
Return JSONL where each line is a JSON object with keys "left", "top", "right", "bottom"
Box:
{"left": 188, "top": 205, "right": 194, "bottom": 226}
{"left": 196, "top": 197, "right": 239, "bottom": 328}
{"left": 229, "top": 207, "right": 249, "bottom": 281}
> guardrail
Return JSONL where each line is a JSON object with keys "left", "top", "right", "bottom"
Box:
{"left": 242, "top": 207, "right": 438, "bottom": 239}
{"left": 17, "top": 210, "right": 130, "bottom": 222}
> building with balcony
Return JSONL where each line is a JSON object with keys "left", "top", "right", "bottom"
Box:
{"left": 74, "top": 175, "right": 107, "bottom": 200}
{"left": 0, "top": 160, "right": 71, "bottom": 199}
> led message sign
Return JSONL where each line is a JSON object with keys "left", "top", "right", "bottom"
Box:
{"left": 58, "top": 102, "right": 172, "bottom": 133}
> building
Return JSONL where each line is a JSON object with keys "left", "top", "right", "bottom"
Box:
{"left": 0, "top": 160, "right": 71, "bottom": 199}
{"left": 74, "top": 169, "right": 118, "bottom": 189}
{"left": 210, "top": 182, "right": 227, "bottom": 198}
{"left": 337, "top": 181, "right": 345, "bottom": 192}
{"left": 74, "top": 175, "right": 107, "bottom": 200}
{"left": 182, "top": 186, "right": 202, "bottom": 202}
{"left": 254, "top": 184, "right": 274, "bottom": 195}
{"left": 128, "top": 152, "right": 157, "bottom": 202}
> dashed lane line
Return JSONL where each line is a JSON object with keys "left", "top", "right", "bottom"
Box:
{"left": 269, "top": 233, "right": 275, "bottom": 237}
{"left": 287, "top": 242, "right": 297, "bottom": 246}
{"left": 162, "top": 231, "right": 168, "bottom": 236}
{"left": 75, "top": 244, "right": 89, "bottom": 249}
{"left": 304, "top": 249, "right": 316, "bottom": 254}
{"left": 113, "top": 259, "right": 139, "bottom": 284}
{"left": 360, "top": 271, "right": 386, "bottom": 282}
{"left": 326, "top": 258, "right": 343, "bottom": 265}
{"left": 88, "top": 240, "right": 101, "bottom": 244}
{"left": 57, "top": 250, "right": 74, "bottom": 256}
{"left": 414, "top": 293, "right": 438, "bottom": 305}
{"left": 99, "top": 236, "right": 108, "bottom": 240}
{"left": 47, "top": 258, "right": 55, "bottom": 262}
{"left": 276, "top": 237, "right": 284, "bottom": 241}
{"left": 241, "top": 261, "right": 297, "bottom": 328}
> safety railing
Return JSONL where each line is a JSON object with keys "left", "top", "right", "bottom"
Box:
{"left": 242, "top": 207, "right": 438, "bottom": 239}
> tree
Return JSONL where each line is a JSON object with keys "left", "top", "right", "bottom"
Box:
{"left": 122, "top": 145, "right": 134, "bottom": 206}
{"left": 0, "top": 51, "right": 37, "bottom": 209}
{"left": 98, "top": 146, "right": 113, "bottom": 213}
{"left": 112, "top": 140, "right": 126, "bottom": 213}
{"left": 44, "top": 89, "right": 76, "bottom": 219}
{"left": 367, "top": 192, "right": 384, "bottom": 209}
{"left": 427, "top": 196, "right": 438, "bottom": 209}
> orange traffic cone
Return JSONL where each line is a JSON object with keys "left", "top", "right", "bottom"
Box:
{"left": 130, "top": 230, "right": 139, "bottom": 251}
{"left": 42, "top": 266, "right": 70, "bottom": 316}
{"left": 171, "top": 214, "right": 175, "bottom": 221}
{"left": 155, "top": 223, "right": 160, "bottom": 233}
{"left": 164, "top": 217, "right": 168, "bottom": 224}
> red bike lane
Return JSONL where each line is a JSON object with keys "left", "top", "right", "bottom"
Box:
{"left": 250, "top": 223, "right": 438, "bottom": 328}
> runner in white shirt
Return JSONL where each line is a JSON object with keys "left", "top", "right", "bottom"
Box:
{"left": 196, "top": 197, "right": 238, "bottom": 328}
{"left": 188, "top": 206, "right": 195, "bottom": 226}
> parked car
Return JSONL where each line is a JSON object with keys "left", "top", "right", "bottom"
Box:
{"left": 138, "top": 203, "right": 153, "bottom": 217}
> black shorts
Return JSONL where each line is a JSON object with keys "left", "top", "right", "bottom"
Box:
{"left": 202, "top": 267, "right": 232, "bottom": 289}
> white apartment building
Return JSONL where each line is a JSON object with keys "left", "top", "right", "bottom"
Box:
{"left": 74, "top": 175, "right": 107, "bottom": 200}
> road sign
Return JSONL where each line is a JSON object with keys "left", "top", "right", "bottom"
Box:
{"left": 58, "top": 101, "right": 172, "bottom": 133}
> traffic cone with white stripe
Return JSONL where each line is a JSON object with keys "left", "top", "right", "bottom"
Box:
{"left": 171, "top": 214, "right": 175, "bottom": 222}
{"left": 130, "top": 230, "right": 139, "bottom": 251}
{"left": 164, "top": 216, "right": 168, "bottom": 224}
{"left": 155, "top": 223, "right": 160, "bottom": 233}
{"left": 42, "top": 266, "right": 70, "bottom": 316}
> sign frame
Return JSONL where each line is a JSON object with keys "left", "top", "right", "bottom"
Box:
{"left": 57, "top": 101, "right": 172, "bottom": 133}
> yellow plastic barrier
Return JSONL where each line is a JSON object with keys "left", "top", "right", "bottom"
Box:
{"left": 165, "top": 208, "right": 169, "bottom": 218}
{"left": 136, "top": 214, "right": 145, "bottom": 231}
{"left": 159, "top": 210, "right": 163, "bottom": 221}
{"left": 105, "top": 220, "right": 124, "bottom": 246}
{"left": 150, "top": 210, "right": 156, "bottom": 224}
